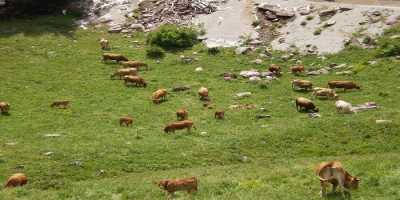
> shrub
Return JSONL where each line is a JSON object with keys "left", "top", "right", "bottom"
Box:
{"left": 207, "top": 47, "right": 220, "bottom": 55}
{"left": 377, "top": 38, "right": 400, "bottom": 57}
{"left": 146, "top": 24, "right": 199, "bottom": 50}
{"left": 146, "top": 46, "right": 165, "bottom": 59}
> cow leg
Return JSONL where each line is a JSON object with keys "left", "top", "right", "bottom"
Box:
{"left": 320, "top": 181, "right": 328, "bottom": 197}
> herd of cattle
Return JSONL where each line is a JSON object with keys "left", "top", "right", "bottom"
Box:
{"left": 1, "top": 38, "right": 364, "bottom": 198}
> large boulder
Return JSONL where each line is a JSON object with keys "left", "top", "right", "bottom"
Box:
{"left": 257, "top": 4, "right": 295, "bottom": 18}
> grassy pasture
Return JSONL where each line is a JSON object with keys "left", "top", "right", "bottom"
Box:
{"left": 0, "top": 16, "right": 399, "bottom": 199}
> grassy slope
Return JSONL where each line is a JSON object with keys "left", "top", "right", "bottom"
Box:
{"left": 0, "top": 16, "right": 399, "bottom": 199}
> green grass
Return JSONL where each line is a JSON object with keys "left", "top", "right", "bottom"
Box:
{"left": 0, "top": 16, "right": 399, "bottom": 200}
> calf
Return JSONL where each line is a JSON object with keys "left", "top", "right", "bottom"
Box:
{"left": 292, "top": 79, "right": 313, "bottom": 91}
{"left": 123, "top": 75, "right": 147, "bottom": 87}
{"left": 51, "top": 100, "right": 70, "bottom": 109}
{"left": 152, "top": 89, "right": 168, "bottom": 104}
{"left": 110, "top": 68, "right": 138, "bottom": 79}
{"left": 214, "top": 110, "right": 225, "bottom": 119}
{"left": 4, "top": 173, "right": 28, "bottom": 188}
{"left": 0, "top": 102, "right": 10, "bottom": 114}
{"left": 120, "top": 61, "right": 149, "bottom": 70}
{"left": 290, "top": 65, "right": 305, "bottom": 74}
{"left": 102, "top": 53, "right": 128, "bottom": 63}
{"left": 99, "top": 38, "right": 110, "bottom": 50}
{"left": 120, "top": 117, "right": 133, "bottom": 127}
{"left": 335, "top": 100, "right": 353, "bottom": 114}
{"left": 176, "top": 108, "right": 188, "bottom": 121}
{"left": 295, "top": 97, "right": 319, "bottom": 113}
{"left": 316, "top": 161, "right": 360, "bottom": 198}
{"left": 328, "top": 81, "right": 360, "bottom": 92}
{"left": 269, "top": 64, "right": 281, "bottom": 76}
{"left": 164, "top": 120, "right": 195, "bottom": 133}
{"left": 198, "top": 87, "right": 209, "bottom": 101}
{"left": 312, "top": 88, "right": 338, "bottom": 100}
{"left": 158, "top": 177, "right": 198, "bottom": 196}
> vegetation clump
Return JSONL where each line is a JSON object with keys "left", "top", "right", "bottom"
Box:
{"left": 147, "top": 24, "right": 199, "bottom": 50}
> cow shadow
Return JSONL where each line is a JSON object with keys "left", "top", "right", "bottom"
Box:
{"left": 326, "top": 191, "right": 352, "bottom": 200}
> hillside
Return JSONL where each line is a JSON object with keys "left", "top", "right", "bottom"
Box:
{"left": 0, "top": 15, "right": 400, "bottom": 200}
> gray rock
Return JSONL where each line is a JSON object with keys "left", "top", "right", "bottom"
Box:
{"left": 235, "top": 92, "right": 252, "bottom": 98}
{"left": 386, "top": 15, "right": 399, "bottom": 25}
{"left": 319, "top": 8, "right": 337, "bottom": 17}
{"left": 258, "top": 4, "right": 295, "bottom": 18}
{"left": 108, "top": 25, "right": 123, "bottom": 33}
{"left": 390, "top": 34, "right": 400, "bottom": 39}
{"left": 235, "top": 46, "right": 251, "bottom": 55}
{"left": 130, "top": 23, "right": 145, "bottom": 32}
{"left": 336, "top": 70, "right": 353, "bottom": 75}
{"left": 249, "top": 76, "right": 262, "bottom": 83}
{"left": 324, "top": 20, "right": 336, "bottom": 27}
{"left": 0, "top": 0, "right": 6, "bottom": 6}
{"left": 250, "top": 59, "right": 263, "bottom": 65}
{"left": 298, "top": 5, "right": 312, "bottom": 15}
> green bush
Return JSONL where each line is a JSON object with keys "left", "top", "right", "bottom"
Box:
{"left": 377, "top": 38, "right": 400, "bottom": 57}
{"left": 146, "top": 24, "right": 199, "bottom": 50}
{"left": 146, "top": 46, "right": 165, "bottom": 59}
{"left": 207, "top": 47, "right": 220, "bottom": 55}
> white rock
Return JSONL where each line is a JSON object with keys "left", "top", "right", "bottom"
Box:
{"left": 195, "top": 67, "right": 204, "bottom": 72}
{"left": 235, "top": 92, "right": 252, "bottom": 98}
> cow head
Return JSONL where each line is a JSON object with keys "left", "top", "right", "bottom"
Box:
{"left": 347, "top": 176, "right": 360, "bottom": 189}
{"left": 158, "top": 180, "right": 169, "bottom": 189}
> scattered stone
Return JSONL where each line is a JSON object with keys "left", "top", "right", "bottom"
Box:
{"left": 319, "top": 8, "right": 337, "bottom": 17}
{"left": 259, "top": 53, "right": 268, "bottom": 58}
{"left": 240, "top": 70, "right": 260, "bottom": 78}
{"left": 309, "top": 113, "right": 321, "bottom": 118}
{"left": 200, "top": 131, "right": 208, "bottom": 136}
{"left": 229, "top": 104, "right": 257, "bottom": 110}
{"left": 368, "top": 60, "right": 378, "bottom": 65}
{"left": 250, "top": 59, "right": 263, "bottom": 65}
{"left": 376, "top": 120, "right": 392, "bottom": 124}
{"left": 71, "top": 160, "right": 83, "bottom": 167}
{"left": 336, "top": 70, "right": 353, "bottom": 75}
{"left": 298, "top": 5, "right": 312, "bottom": 15}
{"left": 249, "top": 76, "right": 262, "bottom": 83}
{"left": 235, "top": 92, "right": 252, "bottom": 98}
{"left": 5, "top": 142, "right": 16, "bottom": 146}
{"left": 195, "top": 67, "right": 204, "bottom": 72}
{"left": 331, "top": 63, "right": 347, "bottom": 69}
{"left": 235, "top": 46, "right": 251, "bottom": 55}
{"left": 130, "top": 24, "right": 145, "bottom": 32}
{"left": 390, "top": 35, "right": 400, "bottom": 39}
{"left": 249, "top": 39, "right": 263, "bottom": 46}
{"left": 240, "top": 156, "right": 249, "bottom": 163}
{"left": 108, "top": 25, "right": 123, "bottom": 33}
{"left": 44, "top": 134, "right": 61, "bottom": 138}
{"left": 324, "top": 20, "right": 336, "bottom": 27}
{"left": 338, "top": 6, "right": 353, "bottom": 12}
{"left": 385, "top": 15, "right": 400, "bottom": 25}
{"left": 256, "top": 114, "right": 271, "bottom": 119}
{"left": 43, "top": 152, "right": 54, "bottom": 156}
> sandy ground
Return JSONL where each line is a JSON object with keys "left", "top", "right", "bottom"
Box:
{"left": 193, "top": 0, "right": 259, "bottom": 47}
{"left": 255, "top": 0, "right": 400, "bottom": 54}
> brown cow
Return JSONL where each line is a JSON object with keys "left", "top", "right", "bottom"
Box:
{"left": 328, "top": 81, "right": 361, "bottom": 92}
{"left": 269, "top": 64, "right": 281, "bottom": 76}
{"left": 99, "top": 38, "right": 110, "bottom": 50}
{"left": 164, "top": 120, "right": 195, "bottom": 133}
{"left": 290, "top": 65, "right": 305, "bottom": 74}
{"left": 176, "top": 108, "right": 188, "bottom": 121}
{"left": 0, "top": 102, "right": 10, "bottom": 114}
{"left": 198, "top": 87, "right": 209, "bottom": 101}
{"left": 51, "top": 100, "right": 70, "bottom": 109}
{"left": 158, "top": 177, "right": 198, "bottom": 196}
{"left": 4, "top": 173, "right": 28, "bottom": 188}
{"left": 110, "top": 68, "right": 138, "bottom": 79}
{"left": 316, "top": 161, "right": 360, "bottom": 198}
{"left": 292, "top": 79, "right": 313, "bottom": 91}
{"left": 102, "top": 53, "right": 128, "bottom": 63}
{"left": 152, "top": 89, "right": 168, "bottom": 104}
{"left": 120, "top": 117, "right": 133, "bottom": 127}
{"left": 123, "top": 75, "right": 147, "bottom": 87}
{"left": 214, "top": 110, "right": 225, "bottom": 119}
{"left": 295, "top": 97, "right": 319, "bottom": 112}
{"left": 120, "top": 61, "right": 149, "bottom": 70}
{"left": 312, "top": 88, "right": 338, "bottom": 100}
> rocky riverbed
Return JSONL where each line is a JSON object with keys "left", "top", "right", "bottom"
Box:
{"left": 75, "top": 0, "right": 400, "bottom": 54}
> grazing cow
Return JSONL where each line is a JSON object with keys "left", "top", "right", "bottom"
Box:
{"left": 312, "top": 88, "right": 338, "bottom": 100}
{"left": 4, "top": 173, "right": 28, "bottom": 188}
{"left": 290, "top": 65, "right": 305, "bottom": 74}
{"left": 335, "top": 100, "right": 353, "bottom": 114}
{"left": 269, "top": 64, "right": 281, "bottom": 76}
{"left": 214, "top": 110, "right": 225, "bottom": 119}
{"left": 120, "top": 117, "right": 133, "bottom": 127}
{"left": 123, "top": 75, "right": 147, "bottom": 87}
{"left": 295, "top": 97, "right": 319, "bottom": 113}
{"left": 152, "top": 89, "right": 168, "bottom": 104}
{"left": 158, "top": 177, "right": 198, "bottom": 196}
{"left": 316, "top": 161, "right": 360, "bottom": 198}
{"left": 99, "top": 38, "right": 110, "bottom": 50}
{"left": 120, "top": 61, "right": 149, "bottom": 70}
{"left": 110, "top": 68, "right": 138, "bottom": 79}
{"left": 102, "top": 53, "right": 129, "bottom": 63}
{"left": 328, "top": 81, "right": 361, "bottom": 92}
{"left": 164, "top": 120, "right": 195, "bottom": 133}
{"left": 292, "top": 79, "right": 313, "bottom": 91}
{"left": 198, "top": 87, "right": 209, "bottom": 101}
{"left": 0, "top": 102, "right": 10, "bottom": 114}
{"left": 50, "top": 100, "right": 70, "bottom": 109}
{"left": 176, "top": 108, "right": 188, "bottom": 121}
